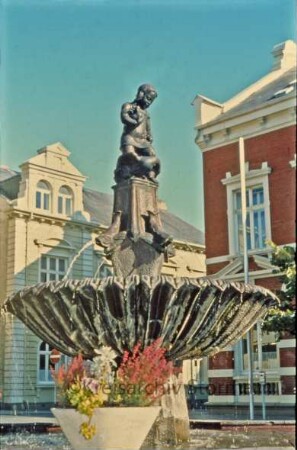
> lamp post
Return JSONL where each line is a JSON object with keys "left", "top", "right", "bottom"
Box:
{"left": 239, "top": 137, "right": 255, "bottom": 420}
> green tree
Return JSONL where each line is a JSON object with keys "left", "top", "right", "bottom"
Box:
{"left": 262, "top": 243, "right": 296, "bottom": 336}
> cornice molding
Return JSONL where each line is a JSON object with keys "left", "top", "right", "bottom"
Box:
{"left": 7, "top": 207, "right": 103, "bottom": 232}
{"left": 173, "top": 240, "right": 205, "bottom": 253}
{"left": 5, "top": 208, "right": 204, "bottom": 255}
{"left": 196, "top": 92, "right": 295, "bottom": 133}
{"left": 196, "top": 103, "right": 296, "bottom": 153}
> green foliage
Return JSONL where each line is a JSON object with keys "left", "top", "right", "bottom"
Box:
{"left": 262, "top": 242, "right": 296, "bottom": 336}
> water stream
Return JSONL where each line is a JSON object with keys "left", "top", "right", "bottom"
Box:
{"left": 63, "top": 240, "right": 94, "bottom": 280}
{"left": 93, "top": 255, "right": 110, "bottom": 278}
{"left": 0, "top": 427, "right": 294, "bottom": 449}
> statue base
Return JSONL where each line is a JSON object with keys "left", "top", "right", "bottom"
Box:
{"left": 111, "top": 235, "right": 164, "bottom": 277}
{"left": 96, "top": 177, "right": 174, "bottom": 277}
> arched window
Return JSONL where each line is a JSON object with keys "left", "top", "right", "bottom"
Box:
{"left": 58, "top": 185, "right": 73, "bottom": 215}
{"left": 36, "top": 180, "right": 51, "bottom": 211}
{"left": 38, "top": 341, "right": 69, "bottom": 384}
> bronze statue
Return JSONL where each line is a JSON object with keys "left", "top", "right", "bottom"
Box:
{"left": 96, "top": 84, "right": 174, "bottom": 272}
{"left": 114, "top": 84, "right": 161, "bottom": 183}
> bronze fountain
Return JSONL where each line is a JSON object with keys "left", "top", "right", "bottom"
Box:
{"left": 2, "top": 84, "right": 278, "bottom": 445}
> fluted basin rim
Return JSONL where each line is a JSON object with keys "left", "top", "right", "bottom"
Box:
{"left": 1, "top": 275, "right": 279, "bottom": 360}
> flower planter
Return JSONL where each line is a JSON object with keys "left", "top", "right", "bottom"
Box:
{"left": 52, "top": 406, "right": 161, "bottom": 450}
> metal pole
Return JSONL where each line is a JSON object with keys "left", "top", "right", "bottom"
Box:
{"left": 260, "top": 373, "right": 266, "bottom": 420}
{"left": 257, "top": 322, "right": 266, "bottom": 420}
{"left": 239, "top": 137, "right": 255, "bottom": 420}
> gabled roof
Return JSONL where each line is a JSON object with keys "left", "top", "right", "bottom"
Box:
{"left": 202, "top": 68, "right": 296, "bottom": 127}
{"left": 0, "top": 167, "right": 21, "bottom": 200}
{"left": 21, "top": 142, "right": 87, "bottom": 181}
{"left": 0, "top": 167, "right": 205, "bottom": 247}
{"left": 194, "top": 41, "right": 297, "bottom": 130}
{"left": 0, "top": 166, "right": 19, "bottom": 182}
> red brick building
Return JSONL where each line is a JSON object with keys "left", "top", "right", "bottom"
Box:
{"left": 193, "top": 40, "right": 296, "bottom": 407}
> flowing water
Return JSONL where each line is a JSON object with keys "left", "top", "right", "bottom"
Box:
{"left": 93, "top": 255, "right": 110, "bottom": 278}
{"left": 63, "top": 240, "right": 94, "bottom": 279}
{"left": 0, "top": 428, "right": 295, "bottom": 449}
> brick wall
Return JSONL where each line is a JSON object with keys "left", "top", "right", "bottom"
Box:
{"left": 281, "top": 376, "right": 296, "bottom": 395}
{"left": 254, "top": 277, "right": 281, "bottom": 291}
{"left": 203, "top": 125, "right": 296, "bottom": 261}
{"left": 207, "top": 262, "right": 228, "bottom": 275}
{"left": 209, "top": 351, "right": 234, "bottom": 370}
{"left": 279, "top": 348, "right": 296, "bottom": 367}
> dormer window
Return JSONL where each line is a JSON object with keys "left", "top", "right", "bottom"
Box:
{"left": 58, "top": 185, "right": 73, "bottom": 216}
{"left": 36, "top": 180, "right": 51, "bottom": 211}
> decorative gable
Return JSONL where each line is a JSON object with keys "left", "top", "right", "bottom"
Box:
{"left": 15, "top": 142, "right": 90, "bottom": 220}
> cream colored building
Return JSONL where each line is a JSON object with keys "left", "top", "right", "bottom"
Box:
{"left": 0, "top": 143, "right": 205, "bottom": 409}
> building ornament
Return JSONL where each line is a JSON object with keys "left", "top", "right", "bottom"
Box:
{"left": 221, "top": 162, "right": 272, "bottom": 186}
{"left": 33, "top": 238, "right": 78, "bottom": 252}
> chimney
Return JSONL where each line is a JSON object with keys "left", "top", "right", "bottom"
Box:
{"left": 272, "top": 40, "right": 296, "bottom": 71}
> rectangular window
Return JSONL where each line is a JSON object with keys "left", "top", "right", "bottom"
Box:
{"left": 241, "top": 328, "right": 278, "bottom": 371}
{"left": 36, "top": 191, "right": 41, "bottom": 209}
{"left": 58, "top": 195, "right": 72, "bottom": 216}
{"left": 43, "top": 193, "right": 50, "bottom": 210}
{"left": 65, "top": 198, "right": 72, "bottom": 215}
{"left": 40, "top": 255, "right": 68, "bottom": 282}
{"left": 38, "top": 342, "right": 70, "bottom": 384}
{"left": 237, "top": 382, "right": 279, "bottom": 396}
{"left": 58, "top": 196, "right": 63, "bottom": 214}
{"left": 234, "top": 185, "right": 266, "bottom": 252}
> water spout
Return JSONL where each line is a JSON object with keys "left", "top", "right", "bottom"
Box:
{"left": 63, "top": 240, "right": 94, "bottom": 280}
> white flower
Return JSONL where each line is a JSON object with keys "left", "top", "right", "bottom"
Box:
{"left": 94, "top": 346, "right": 118, "bottom": 363}
{"left": 91, "top": 346, "right": 118, "bottom": 378}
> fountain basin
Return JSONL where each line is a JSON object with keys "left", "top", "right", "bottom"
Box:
{"left": 2, "top": 275, "right": 278, "bottom": 360}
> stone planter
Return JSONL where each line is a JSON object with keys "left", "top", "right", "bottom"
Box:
{"left": 51, "top": 406, "right": 161, "bottom": 450}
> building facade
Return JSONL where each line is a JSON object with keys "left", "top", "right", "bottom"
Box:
{"left": 193, "top": 41, "right": 296, "bottom": 407}
{"left": 0, "top": 143, "right": 205, "bottom": 409}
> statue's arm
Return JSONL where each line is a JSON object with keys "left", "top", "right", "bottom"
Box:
{"left": 146, "top": 114, "right": 153, "bottom": 142}
{"left": 121, "top": 103, "right": 139, "bottom": 125}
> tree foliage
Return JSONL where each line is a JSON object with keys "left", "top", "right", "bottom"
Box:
{"left": 262, "top": 243, "right": 296, "bottom": 336}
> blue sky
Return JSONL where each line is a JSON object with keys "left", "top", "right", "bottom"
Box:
{"left": 0, "top": 0, "right": 296, "bottom": 231}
